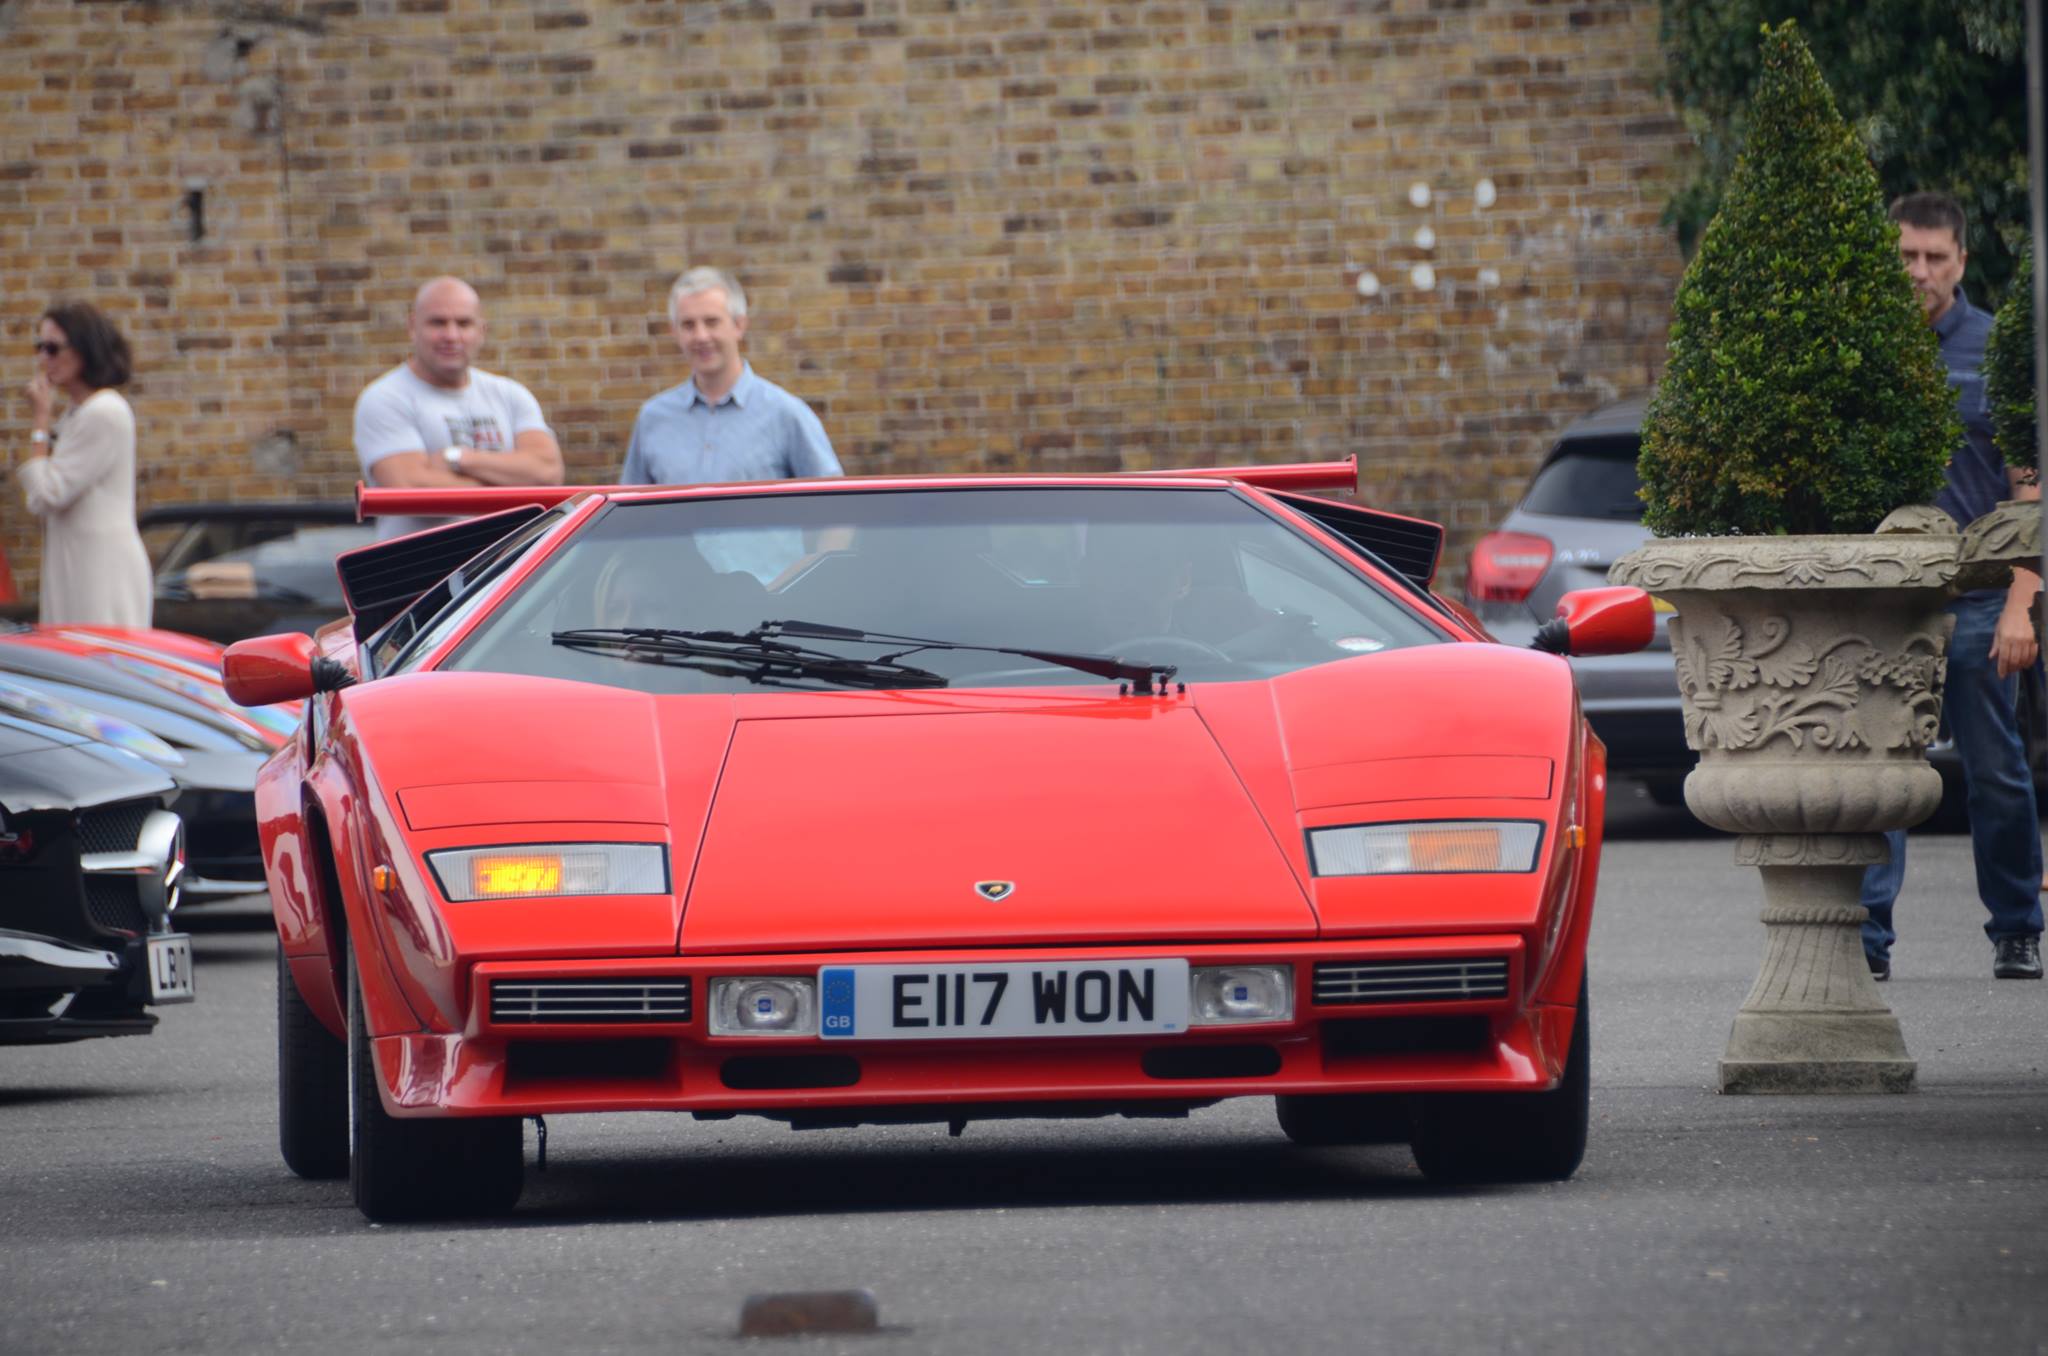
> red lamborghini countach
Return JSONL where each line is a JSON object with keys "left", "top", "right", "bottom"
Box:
{"left": 221, "top": 461, "right": 1651, "bottom": 1221}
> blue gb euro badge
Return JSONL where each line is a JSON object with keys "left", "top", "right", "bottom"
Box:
{"left": 820, "top": 967, "right": 856, "bottom": 1039}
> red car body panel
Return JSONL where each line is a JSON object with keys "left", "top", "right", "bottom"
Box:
{"left": 242, "top": 474, "right": 1617, "bottom": 1129}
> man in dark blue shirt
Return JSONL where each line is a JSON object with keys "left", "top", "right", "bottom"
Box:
{"left": 1861, "top": 192, "right": 2044, "bottom": 981}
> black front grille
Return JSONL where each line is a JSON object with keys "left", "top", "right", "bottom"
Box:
{"left": 78, "top": 803, "right": 152, "bottom": 855}
{"left": 84, "top": 876, "right": 147, "bottom": 935}
{"left": 491, "top": 978, "right": 693, "bottom": 1024}
{"left": 1313, "top": 958, "right": 1510, "bottom": 1006}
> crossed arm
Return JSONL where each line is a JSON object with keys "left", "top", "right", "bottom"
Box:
{"left": 366, "top": 428, "right": 564, "bottom": 490}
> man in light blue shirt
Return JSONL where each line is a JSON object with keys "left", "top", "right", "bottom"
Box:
{"left": 621, "top": 268, "right": 842, "bottom": 581}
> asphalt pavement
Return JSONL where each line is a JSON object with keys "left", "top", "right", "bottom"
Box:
{"left": 2, "top": 783, "right": 2044, "bottom": 1355}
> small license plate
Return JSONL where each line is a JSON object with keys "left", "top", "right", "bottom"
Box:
{"left": 147, "top": 933, "right": 194, "bottom": 1003}
{"left": 818, "top": 960, "right": 1188, "bottom": 1040}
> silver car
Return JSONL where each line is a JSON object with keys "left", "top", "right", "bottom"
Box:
{"left": 1464, "top": 394, "right": 2046, "bottom": 812}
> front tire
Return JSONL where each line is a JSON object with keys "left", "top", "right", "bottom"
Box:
{"left": 277, "top": 944, "right": 348, "bottom": 1179}
{"left": 346, "top": 941, "right": 523, "bottom": 1222}
{"left": 1409, "top": 976, "right": 1590, "bottom": 1184}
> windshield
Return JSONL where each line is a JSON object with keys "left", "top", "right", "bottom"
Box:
{"left": 443, "top": 487, "right": 1445, "bottom": 693}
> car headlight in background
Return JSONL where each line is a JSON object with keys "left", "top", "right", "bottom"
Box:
{"left": 1307, "top": 821, "right": 1543, "bottom": 876}
{"left": 426, "top": 843, "right": 668, "bottom": 901}
{"left": 709, "top": 977, "right": 818, "bottom": 1036}
{"left": 1190, "top": 966, "right": 1293, "bottom": 1025}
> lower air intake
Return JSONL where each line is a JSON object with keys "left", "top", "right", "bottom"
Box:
{"left": 1313, "top": 958, "right": 1509, "bottom": 1005}
{"left": 491, "top": 978, "right": 693, "bottom": 1024}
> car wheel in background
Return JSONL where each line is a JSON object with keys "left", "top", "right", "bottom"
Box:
{"left": 1274, "top": 1092, "right": 1413, "bottom": 1147}
{"left": 1409, "top": 976, "right": 1590, "bottom": 1184}
{"left": 346, "top": 938, "right": 522, "bottom": 1222}
{"left": 276, "top": 944, "right": 347, "bottom": 1179}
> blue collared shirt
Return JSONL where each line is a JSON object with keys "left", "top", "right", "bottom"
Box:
{"left": 620, "top": 365, "right": 843, "bottom": 581}
{"left": 621, "top": 365, "right": 841, "bottom": 486}
{"left": 1930, "top": 286, "right": 2004, "bottom": 532}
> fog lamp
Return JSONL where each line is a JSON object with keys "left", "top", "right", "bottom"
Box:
{"left": 710, "top": 977, "right": 817, "bottom": 1037}
{"left": 1190, "top": 966, "right": 1293, "bottom": 1025}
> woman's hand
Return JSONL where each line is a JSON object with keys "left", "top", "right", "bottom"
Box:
{"left": 25, "top": 372, "right": 55, "bottom": 429}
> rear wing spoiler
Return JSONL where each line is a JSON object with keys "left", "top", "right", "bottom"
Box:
{"left": 352, "top": 458, "right": 1361, "bottom": 522}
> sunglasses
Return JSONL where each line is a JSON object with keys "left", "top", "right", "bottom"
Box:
{"left": 33, "top": 341, "right": 66, "bottom": 357}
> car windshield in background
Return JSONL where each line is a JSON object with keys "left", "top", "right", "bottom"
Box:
{"left": 1518, "top": 435, "right": 1645, "bottom": 522}
{"left": 153, "top": 523, "right": 374, "bottom": 602}
{"left": 443, "top": 487, "right": 1446, "bottom": 693}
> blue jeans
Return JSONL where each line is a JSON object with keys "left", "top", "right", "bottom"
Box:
{"left": 1862, "top": 592, "right": 2044, "bottom": 960}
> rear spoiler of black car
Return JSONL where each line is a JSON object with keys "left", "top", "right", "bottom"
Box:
{"left": 1268, "top": 492, "right": 1444, "bottom": 590}
{"left": 334, "top": 506, "right": 545, "bottom": 642}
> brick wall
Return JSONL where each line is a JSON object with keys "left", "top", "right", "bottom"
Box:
{"left": 0, "top": 0, "right": 1690, "bottom": 604}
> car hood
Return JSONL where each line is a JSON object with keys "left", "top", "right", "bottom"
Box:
{"left": 680, "top": 699, "right": 1317, "bottom": 952}
{"left": 347, "top": 652, "right": 1572, "bottom": 956}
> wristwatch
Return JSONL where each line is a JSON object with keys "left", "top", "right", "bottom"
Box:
{"left": 29, "top": 430, "right": 48, "bottom": 444}
{"left": 442, "top": 445, "right": 462, "bottom": 470}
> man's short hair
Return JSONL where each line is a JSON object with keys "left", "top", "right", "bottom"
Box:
{"left": 1888, "top": 192, "right": 1968, "bottom": 251}
{"left": 669, "top": 267, "right": 747, "bottom": 321}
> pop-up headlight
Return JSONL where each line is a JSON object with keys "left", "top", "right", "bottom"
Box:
{"left": 1307, "top": 820, "right": 1542, "bottom": 876}
{"left": 426, "top": 843, "right": 668, "bottom": 901}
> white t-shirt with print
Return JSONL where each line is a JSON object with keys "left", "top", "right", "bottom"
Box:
{"left": 353, "top": 363, "right": 551, "bottom": 538}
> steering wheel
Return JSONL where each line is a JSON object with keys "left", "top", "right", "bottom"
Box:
{"left": 1102, "top": 634, "right": 1231, "bottom": 665}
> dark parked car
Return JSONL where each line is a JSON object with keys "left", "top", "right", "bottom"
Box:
{"left": 0, "top": 637, "right": 269, "bottom": 897}
{"left": 0, "top": 502, "right": 369, "bottom": 644}
{"left": 143, "top": 502, "right": 371, "bottom": 644}
{"left": 1, "top": 712, "right": 192, "bottom": 1044}
{"left": 1466, "top": 395, "right": 2046, "bottom": 809}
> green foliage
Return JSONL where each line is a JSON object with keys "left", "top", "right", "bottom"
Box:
{"left": 1660, "top": 0, "right": 2028, "bottom": 304}
{"left": 1983, "top": 245, "right": 2038, "bottom": 478}
{"left": 1639, "top": 22, "right": 1959, "bottom": 538}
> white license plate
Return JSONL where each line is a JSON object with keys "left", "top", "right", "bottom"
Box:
{"left": 147, "top": 933, "right": 194, "bottom": 1003}
{"left": 818, "top": 960, "right": 1188, "bottom": 1040}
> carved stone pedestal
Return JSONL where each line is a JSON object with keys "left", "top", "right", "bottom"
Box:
{"left": 1720, "top": 834, "right": 1914, "bottom": 1093}
{"left": 1611, "top": 529, "right": 1961, "bottom": 1095}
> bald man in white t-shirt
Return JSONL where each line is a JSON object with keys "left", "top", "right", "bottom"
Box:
{"left": 352, "top": 276, "right": 564, "bottom": 537}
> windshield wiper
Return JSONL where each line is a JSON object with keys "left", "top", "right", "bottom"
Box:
{"left": 761, "top": 620, "right": 1181, "bottom": 695}
{"left": 550, "top": 627, "right": 950, "bottom": 691}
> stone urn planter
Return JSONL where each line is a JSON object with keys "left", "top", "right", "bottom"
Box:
{"left": 1609, "top": 528, "right": 1962, "bottom": 1094}
{"left": 1954, "top": 499, "right": 2044, "bottom": 594}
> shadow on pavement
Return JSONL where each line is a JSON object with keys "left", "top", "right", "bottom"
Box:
{"left": 507, "top": 1134, "right": 1454, "bottom": 1226}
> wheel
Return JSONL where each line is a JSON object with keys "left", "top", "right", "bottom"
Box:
{"left": 1275, "top": 1093, "right": 1412, "bottom": 1146}
{"left": 1409, "top": 976, "right": 1590, "bottom": 1184}
{"left": 277, "top": 944, "right": 348, "bottom": 1179}
{"left": 346, "top": 939, "right": 523, "bottom": 1222}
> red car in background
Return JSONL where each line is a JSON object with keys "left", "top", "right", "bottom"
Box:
{"left": 222, "top": 462, "right": 1651, "bottom": 1222}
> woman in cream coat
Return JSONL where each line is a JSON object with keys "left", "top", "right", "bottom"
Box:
{"left": 17, "top": 302, "right": 151, "bottom": 627}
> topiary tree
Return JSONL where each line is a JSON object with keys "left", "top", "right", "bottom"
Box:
{"left": 1659, "top": 0, "right": 2029, "bottom": 305}
{"left": 1638, "top": 20, "right": 1959, "bottom": 538}
{"left": 1982, "top": 244, "right": 2037, "bottom": 483}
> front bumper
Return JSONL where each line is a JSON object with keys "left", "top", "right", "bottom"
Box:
{"left": 0, "top": 928, "right": 155, "bottom": 1044}
{"left": 365, "top": 937, "right": 1578, "bottom": 1120}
